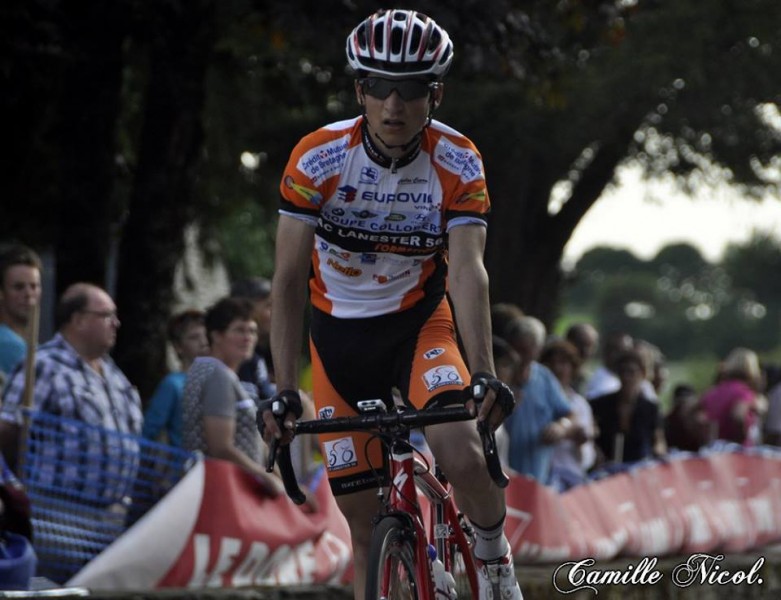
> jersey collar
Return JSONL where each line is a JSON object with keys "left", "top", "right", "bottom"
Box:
{"left": 361, "top": 120, "right": 422, "bottom": 172}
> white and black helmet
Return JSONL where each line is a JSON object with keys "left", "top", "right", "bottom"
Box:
{"left": 346, "top": 9, "right": 454, "bottom": 80}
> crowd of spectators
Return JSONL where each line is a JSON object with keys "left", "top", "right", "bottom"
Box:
{"left": 490, "top": 303, "right": 780, "bottom": 489}
{"left": 0, "top": 243, "right": 320, "bottom": 551}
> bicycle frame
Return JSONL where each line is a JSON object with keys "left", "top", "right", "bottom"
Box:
{"left": 373, "top": 434, "right": 477, "bottom": 599}
{"left": 385, "top": 438, "right": 435, "bottom": 598}
{"left": 412, "top": 450, "right": 479, "bottom": 593}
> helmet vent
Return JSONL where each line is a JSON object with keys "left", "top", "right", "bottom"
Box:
{"left": 409, "top": 26, "right": 422, "bottom": 55}
{"left": 373, "top": 22, "right": 384, "bottom": 53}
{"left": 391, "top": 27, "right": 403, "bottom": 56}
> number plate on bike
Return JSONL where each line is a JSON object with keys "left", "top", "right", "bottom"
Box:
{"left": 434, "top": 523, "right": 450, "bottom": 539}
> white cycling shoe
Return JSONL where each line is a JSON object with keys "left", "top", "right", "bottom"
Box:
{"left": 475, "top": 549, "right": 524, "bottom": 600}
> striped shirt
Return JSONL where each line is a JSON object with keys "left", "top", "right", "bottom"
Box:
{"left": 0, "top": 333, "right": 142, "bottom": 434}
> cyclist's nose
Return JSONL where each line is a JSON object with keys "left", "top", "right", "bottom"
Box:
{"left": 384, "top": 90, "right": 405, "bottom": 110}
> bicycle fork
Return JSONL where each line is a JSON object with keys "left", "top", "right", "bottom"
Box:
{"left": 383, "top": 438, "right": 437, "bottom": 599}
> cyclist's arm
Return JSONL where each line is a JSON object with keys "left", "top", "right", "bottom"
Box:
{"left": 265, "top": 215, "right": 316, "bottom": 439}
{"left": 447, "top": 224, "right": 502, "bottom": 425}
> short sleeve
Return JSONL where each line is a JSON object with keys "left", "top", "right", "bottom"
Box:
{"left": 201, "top": 366, "right": 239, "bottom": 418}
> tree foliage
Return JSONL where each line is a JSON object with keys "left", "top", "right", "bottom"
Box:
{"left": 566, "top": 234, "right": 781, "bottom": 360}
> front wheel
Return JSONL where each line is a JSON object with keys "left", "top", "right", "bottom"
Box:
{"left": 365, "top": 516, "right": 424, "bottom": 600}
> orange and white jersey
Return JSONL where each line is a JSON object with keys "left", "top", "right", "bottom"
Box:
{"left": 279, "top": 116, "right": 490, "bottom": 318}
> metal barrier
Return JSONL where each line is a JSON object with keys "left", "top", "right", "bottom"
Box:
{"left": 20, "top": 410, "right": 196, "bottom": 583}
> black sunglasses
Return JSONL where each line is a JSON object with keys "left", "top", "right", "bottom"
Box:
{"left": 360, "top": 77, "right": 436, "bottom": 101}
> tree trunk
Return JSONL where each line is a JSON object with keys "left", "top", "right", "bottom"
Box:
{"left": 485, "top": 127, "right": 639, "bottom": 327}
{"left": 113, "top": 0, "right": 216, "bottom": 400}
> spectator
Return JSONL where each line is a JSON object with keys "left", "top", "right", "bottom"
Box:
{"left": 502, "top": 316, "right": 584, "bottom": 483}
{"left": 0, "top": 244, "right": 42, "bottom": 387}
{"left": 142, "top": 310, "right": 208, "bottom": 447}
{"left": 763, "top": 365, "right": 781, "bottom": 446}
{"left": 700, "top": 347, "right": 766, "bottom": 446}
{"left": 664, "top": 383, "right": 709, "bottom": 452}
{"left": 590, "top": 349, "right": 666, "bottom": 465}
{"left": 491, "top": 302, "right": 524, "bottom": 342}
{"left": 565, "top": 322, "right": 599, "bottom": 395}
{"left": 585, "top": 331, "right": 634, "bottom": 400}
{"left": 230, "top": 277, "right": 275, "bottom": 400}
{"left": 540, "top": 339, "right": 597, "bottom": 487}
{"left": 181, "top": 297, "right": 284, "bottom": 496}
{"left": 230, "top": 277, "right": 319, "bottom": 484}
{"left": 0, "top": 282, "right": 143, "bottom": 473}
{"left": 634, "top": 338, "right": 667, "bottom": 399}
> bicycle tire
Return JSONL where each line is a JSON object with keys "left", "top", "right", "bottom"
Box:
{"left": 365, "top": 516, "right": 425, "bottom": 600}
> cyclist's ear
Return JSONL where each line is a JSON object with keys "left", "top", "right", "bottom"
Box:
{"left": 354, "top": 80, "right": 365, "bottom": 106}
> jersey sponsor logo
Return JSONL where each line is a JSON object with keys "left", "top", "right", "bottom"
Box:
{"left": 326, "top": 258, "right": 362, "bottom": 277}
{"left": 423, "top": 347, "right": 446, "bottom": 360}
{"left": 455, "top": 189, "right": 487, "bottom": 204}
{"left": 373, "top": 270, "right": 411, "bottom": 284}
{"left": 361, "top": 190, "right": 434, "bottom": 204}
{"left": 360, "top": 253, "right": 378, "bottom": 264}
{"left": 372, "top": 242, "right": 439, "bottom": 254}
{"left": 398, "top": 176, "right": 429, "bottom": 185}
{"left": 318, "top": 406, "right": 335, "bottom": 419}
{"left": 337, "top": 185, "right": 358, "bottom": 203}
{"left": 352, "top": 209, "right": 378, "bottom": 219}
{"left": 298, "top": 136, "right": 350, "bottom": 185}
{"left": 331, "top": 208, "right": 345, "bottom": 216}
{"left": 360, "top": 166, "right": 379, "bottom": 184}
{"left": 320, "top": 242, "right": 352, "bottom": 260}
{"left": 422, "top": 365, "right": 464, "bottom": 391}
{"left": 283, "top": 175, "right": 323, "bottom": 206}
{"left": 319, "top": 242, "right": 350, "bottom": 261}
{"left": 434, "top": 138, "right": 484, "bottom": 183}
{"left": 384, "top": 213, "right": 406, "bottom": 222}
{"left": 323, "top": 436, "right": 358, "bottom": 471}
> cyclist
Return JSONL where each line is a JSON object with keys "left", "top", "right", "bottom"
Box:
{"left": 260, "top": 9, "right": 523, "bottom": 599}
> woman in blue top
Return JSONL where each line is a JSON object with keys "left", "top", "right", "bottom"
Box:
{"left": 142, "top": 310, "right": 208, "bottom": 446}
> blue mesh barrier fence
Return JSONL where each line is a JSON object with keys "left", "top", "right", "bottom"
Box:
{"left": 19, "top": 410, "right": 196, "bottom": 584}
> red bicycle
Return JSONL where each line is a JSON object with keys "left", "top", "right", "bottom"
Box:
{"left": 267, "top": 399, "right": 508, "bottom": 599}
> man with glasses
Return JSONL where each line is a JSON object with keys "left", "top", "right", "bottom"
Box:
{"left": 260, "top": 9, "right": 523, "bottom": 599}
{"left": 0, "top": 282, "right": 143, "bottom": 474}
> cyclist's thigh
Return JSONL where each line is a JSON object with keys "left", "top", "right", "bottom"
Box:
{"left": 406, "top": 299, "right": 470, "bottom": 410}
{"left": 309, "top": 341, "right": 389, "bottom": 496}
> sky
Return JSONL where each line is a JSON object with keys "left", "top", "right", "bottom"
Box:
{"left": 562, "top": 165, "right": 781, "bottom": 267}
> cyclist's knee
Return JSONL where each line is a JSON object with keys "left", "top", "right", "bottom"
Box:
{"left": 429, "top": 424, "right": 489, "bottom": 485}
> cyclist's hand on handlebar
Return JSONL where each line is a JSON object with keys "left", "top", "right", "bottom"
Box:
{"left": 257, "top": 389, "right": 304, "bottom": 446}
{"left": 468, "top": 372, "right": 516, "bottom": 431}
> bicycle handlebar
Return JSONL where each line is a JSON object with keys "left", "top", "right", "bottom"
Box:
{"left": 266, "top": 404, "right": 509, "bottom": 505}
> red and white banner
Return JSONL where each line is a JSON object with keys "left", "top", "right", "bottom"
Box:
{"left": 69, "top": 459, "right": 352, "bottom": 590}
{"left": 69, "top": 450, "right": 781, "bottom": 590}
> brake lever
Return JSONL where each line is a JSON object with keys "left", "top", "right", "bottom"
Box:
{"left": 266, "top": 437, "right": 279, "bottom": 473}
{"left": 477, "top": 419, "right": 509, "bottom": 488}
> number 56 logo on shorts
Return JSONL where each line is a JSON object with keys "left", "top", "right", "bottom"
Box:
{"left": 422, "top": 365, "right": 463, "bottom": 392}
{"left": 323, "top": 436, "right": 359, "bottom": 471}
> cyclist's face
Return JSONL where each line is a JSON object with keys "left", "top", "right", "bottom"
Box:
{"left": 356, "top": 78, "right": 443, "bottom": 157}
